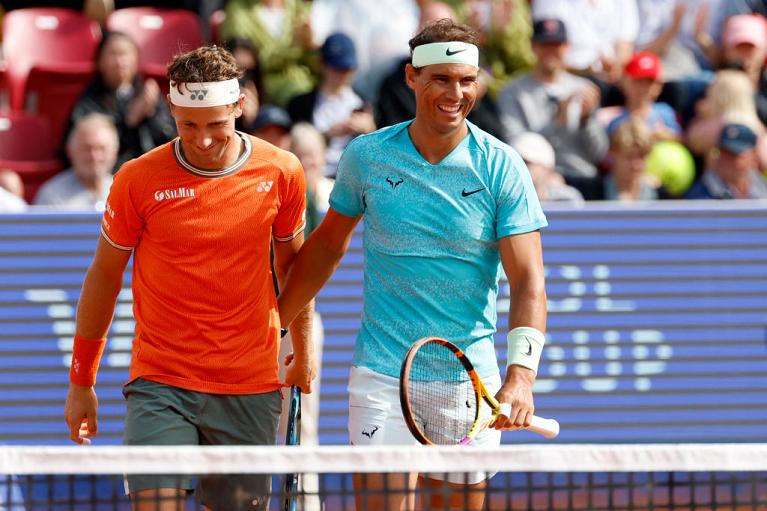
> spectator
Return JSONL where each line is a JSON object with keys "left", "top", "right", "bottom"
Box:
{"left": 498, "top": 18, "right": 608, "bottom": 179}
{"left": 573, "top": 116, "right": 668, "bottom": 201}
{"left": 63, "top": 31, "right": 176, "bottom": 170}
{"left": 607, "top": 51, "right": 682, "bottom": 140}
{"left": 685, "top": 69, "right": 767, "bottom": 168}
{"left": 719, "top": 14, "right": 767, "bottom": 126}
{"left": 511, "top": 132, "right": 584, "bottom": 203}
{"left": 635, "top": 0, "right": 729, "bottom": 79}
{"left": 375, "top": 1, "right": 508, "bottom": 140}
{"left": 224, "top": 37, "right": 267, "bottom": 132}
{"left": 0, "top": 169, "right": 27, "bottom": 212}
{"left": 532, "top": 0, "right": 639, "bottom": 93}
{"left": 685, "top": 122, "right": 767, "bottom": 198}
{"left": 249, "top": 104, "right": 293, "bottom": 151}
{"left": 722, "top": 14, "right": 767, "bottom": 83}
{"left": 220, "top": 0, "right": 317, "bottom": 107}
{"left": 289, "top": 122, "right": 333, "bottom": 223}
{"left": 607, "top": 116, "right": 669, "bottom": 201}
{"left": 287, "top": 32, "right": 376, "bottom": 178}
{"left": 311, "top": 0, "right": 419, "bottom": 102}
{"left": 35, "top": 114, "right": 117, "bottom": 210}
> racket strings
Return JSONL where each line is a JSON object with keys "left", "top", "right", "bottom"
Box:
{"left": 406, "top": 342, "right": 479, "bottom": 445}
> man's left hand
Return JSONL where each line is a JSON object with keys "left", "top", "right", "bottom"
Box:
{"left": 491, "top": 365, "right": 536, "bottom": 430}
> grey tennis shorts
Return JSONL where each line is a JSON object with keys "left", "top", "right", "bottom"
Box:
{"left": 122, "top": 377, "right": 282, "bottom": 511}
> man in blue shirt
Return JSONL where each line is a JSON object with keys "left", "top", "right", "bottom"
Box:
{"left": 685, "top": 122, "right": 767, "bottom": 199}
{"left": 278, "top": 18, "right": 548, "bottom": 510}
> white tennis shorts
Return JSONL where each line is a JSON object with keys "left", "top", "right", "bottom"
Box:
{"left": 347, "top": 365, "right": 502, "bottom": 484}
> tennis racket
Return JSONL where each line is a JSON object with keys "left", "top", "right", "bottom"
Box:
{"left": 399, "top": 337, "right": 559, "bottom": 445}
{"left": 283, "top": 385, "right": 302, "bottom": 511}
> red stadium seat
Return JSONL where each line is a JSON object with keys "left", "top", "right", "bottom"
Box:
{"left": 0, "top": 112, "right": 65, "bottom": 203}
{"left": 106, "top": 7, "right": 204, "bottom": 69}
{"left": 1, "top": 8, "right": 101, "bottom": 111}
{"left": 24, "top": 63, "right": 94, "bottom": 150}
{"left": 0, "top": 61, "right": 8, "bottom": 111}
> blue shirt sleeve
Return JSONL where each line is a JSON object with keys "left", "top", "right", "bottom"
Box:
{"left": 493, "top": 146, "right": 548, "bottom": 238}
{"left": 655, "top": 103, "right": 682, "bottom": 135}
{"left": 328, "top": 139, "right": 366, "bottom": 217}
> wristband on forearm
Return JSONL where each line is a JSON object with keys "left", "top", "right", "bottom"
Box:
{"left": 506, "top": 327, "right": 545, "bottom": 374}
{"left": 69, "top": 335, "right": 107, "bottom": 387}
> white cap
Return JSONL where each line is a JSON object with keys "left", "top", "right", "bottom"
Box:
{"left": 512, "top": 132, "right": 555, "bottom": 168}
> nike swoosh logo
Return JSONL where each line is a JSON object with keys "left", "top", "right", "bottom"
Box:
{"left": 446, "top": 48, "right": 466, "bottom": 56}
{"left": 461, "top": 188, "right": 483, "bottom": 197}
{"left": 524, "top": 339, "right": 532, "bottom": 356}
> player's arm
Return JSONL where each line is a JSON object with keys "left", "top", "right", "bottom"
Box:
{"left": 64, "top": 236, "right": 131, "bottom": 444}
{"left": 495, "top": 230, "right": 547, "bottom": 429}
{"left": 273, "top": 232, "right": 316, "bottom": 393}
{"left": 277, "top": 208, "right": 362, "bottom": 328}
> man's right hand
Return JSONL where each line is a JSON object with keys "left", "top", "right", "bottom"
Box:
{"left": 283, "top": 351, "right": 317, "bottom": 394}
{"left": 64, "top": 384, "right": 99, "bottom": 444}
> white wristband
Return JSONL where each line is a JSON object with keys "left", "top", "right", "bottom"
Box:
{"left": 506, "top": 327, "right": 545, "bottom": 374}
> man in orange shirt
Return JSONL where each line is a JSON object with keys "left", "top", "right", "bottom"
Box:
{"left": 63, "top": 45, "right": 315, "bottom": 511}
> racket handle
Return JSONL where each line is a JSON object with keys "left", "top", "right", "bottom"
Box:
{"left": 496, "top": 403, "right": 560, "bottom": 439}
{"left": 528, "top": 416, "right": 560, "bottom": 439}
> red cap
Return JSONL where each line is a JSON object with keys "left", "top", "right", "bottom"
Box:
{"left": 624, "top": 51, "right": 662, "bottom": 81}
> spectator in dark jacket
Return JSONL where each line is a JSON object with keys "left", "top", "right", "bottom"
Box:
{"left": 62, "top": 31, "right": 176, "bottom": 171}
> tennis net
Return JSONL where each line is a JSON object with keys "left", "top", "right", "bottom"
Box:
{"left": 1, "top": 444, "right": 765, "bottom": 510}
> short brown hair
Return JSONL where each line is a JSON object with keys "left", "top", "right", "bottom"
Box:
{"left": 408, "top": 18, "right": 479, "bottom": 53}
{"left": 610, "top": 116, "right": 654, "bottom": 155}
{"left": 167, "top": 46, "right": 242, "bottom": 94}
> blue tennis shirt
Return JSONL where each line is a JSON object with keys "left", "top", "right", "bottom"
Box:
{"left": 330, "top": 120, "right": 548, "bottom": 379}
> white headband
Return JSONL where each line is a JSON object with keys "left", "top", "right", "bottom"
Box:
{"left": 411, "top": 42, "right": 479, "bottom": 68}
{"left": 169, "top": 78, "right": 241, "bottom": 107}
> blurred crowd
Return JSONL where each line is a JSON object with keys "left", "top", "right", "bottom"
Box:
{"left": 2, "top": 0, "right": 767, "bottom": 214}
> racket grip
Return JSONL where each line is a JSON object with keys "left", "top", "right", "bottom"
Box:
{"left": 529, "top": 416, "right": 560, "bottom": 439}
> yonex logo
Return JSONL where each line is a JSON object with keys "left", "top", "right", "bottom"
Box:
{"left": 189, "top": 88, "right": 209, "bottom": 101}
{"left": 256, "top": 181, "right": 273, "bottom": 192}
{"left": 446, "top": 47, "right": 466, "bottom": 56}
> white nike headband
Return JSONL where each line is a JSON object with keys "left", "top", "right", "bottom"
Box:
{"left": 169, "top": 78, "right": 241, "bottom": 107}
{"left": 411, "top": 41, "right": 479, "bottom": 68}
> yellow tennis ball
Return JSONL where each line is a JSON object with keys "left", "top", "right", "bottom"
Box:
{"left": 646, "top": 141, "right": 696, "bottom": 197}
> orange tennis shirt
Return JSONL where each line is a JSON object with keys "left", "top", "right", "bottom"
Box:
{"left": 101, "top": 133, "right": 306, "bottom": 394}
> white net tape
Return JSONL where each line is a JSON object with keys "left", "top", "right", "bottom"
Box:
{"left": 1, "top": 444, "right": 765, "bottom": 475}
